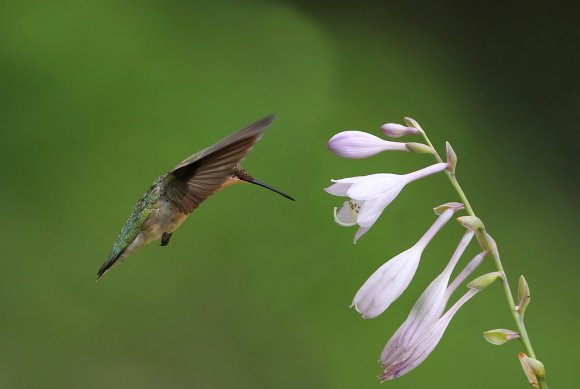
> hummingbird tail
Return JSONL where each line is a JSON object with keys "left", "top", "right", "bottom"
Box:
{"left": 97, "top": 249, "right": 125, "bottom": 280}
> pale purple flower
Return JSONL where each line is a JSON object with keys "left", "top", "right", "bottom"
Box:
{"left": 381, "top": 123, "right": 420, "bottom": 138}
{"left": 351, "top": 203, "right": 464, "bottom": 319}
{"left": 379, "top": 236, "right": 488, "bottom": 381}
{"left": 326, "top": 162, "right": 448, "bottom": 242}
{"left": 327, "top": 131, "right": 408, "bottom": 158}
{"left": 381, "top": 289, "right": 480, "bottom": 381}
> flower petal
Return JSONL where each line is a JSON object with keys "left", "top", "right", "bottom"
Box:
{"left": 356, "top": 188, "right": 402, "bottom": 228}
{"left": 324, "top": 176, "right": 364, "bottom": 196}
{"left": 353, "top": 226, "right": 370, "bottom": 243}
{"left": 381, "top": 232, "right": 475, "bottom": 366}
{"left": 346, "top": 174, "right": 405, "bottom": 200}
{"left": 352, "top": 247, "right": 422, "bottom": 319}
{"left": 381, "top": 289, "right": 480, "bottom": 381}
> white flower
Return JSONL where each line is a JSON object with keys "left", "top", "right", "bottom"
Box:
{"left": 326, "top": 162, "right": 448, "bottom": 242}
{"left": 351, "top": 203, "right": 464, "bottom": 319}
{"left": 379, "top": 234, "right": 488, "bottom": 381}
{"left": 327, "top": 131, "right": 409, "bottom": 158}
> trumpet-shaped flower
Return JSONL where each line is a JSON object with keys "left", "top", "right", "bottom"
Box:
{"left": 380, "top": 236, "right": 488, "bottom": 381}
{"left": 327, "top": 131, "right": 409, "bottom": 159}
{"left": 326, "top": 162, "right": 448, "bottom": 242}
{"left": 351, "top": 203, "right": 464, "bottom": 319}
{"left": 381, "top": 289, "right": 480, "bottom": 381}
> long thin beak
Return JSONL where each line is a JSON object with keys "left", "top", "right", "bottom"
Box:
{"left": 245, "top": 178, "right": 295, "bottom": 201}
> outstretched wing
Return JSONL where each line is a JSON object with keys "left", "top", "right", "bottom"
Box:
{"left": 161, "top": 115, "right": 276, "bottom": 214}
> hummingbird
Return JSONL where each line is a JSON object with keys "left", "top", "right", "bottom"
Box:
{"left": 97, "top": 115, "right": 293, "bottom": 279}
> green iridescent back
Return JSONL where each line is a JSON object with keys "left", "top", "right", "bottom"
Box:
{"left": 105, "top": 176, "right": 164, "bottom": 262}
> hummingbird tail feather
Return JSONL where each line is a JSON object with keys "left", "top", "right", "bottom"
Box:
{"left": 97, "top": 249, "right": 125, "bottom": 280}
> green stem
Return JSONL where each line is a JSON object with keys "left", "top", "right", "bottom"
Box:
{"left": 420, "top": 130, "right": 548, "bottom": 389}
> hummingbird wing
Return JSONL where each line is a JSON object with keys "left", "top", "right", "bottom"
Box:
{"left": 161, "top": 115, "right": 276, "bottom": 214}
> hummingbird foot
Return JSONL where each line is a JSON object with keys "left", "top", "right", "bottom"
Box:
{"left": 161, "top": 232, "right": 172, "bottom": 246}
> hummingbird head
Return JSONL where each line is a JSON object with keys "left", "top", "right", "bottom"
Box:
{"left": 232, "top": 165, "right": 295, "bottom": 201}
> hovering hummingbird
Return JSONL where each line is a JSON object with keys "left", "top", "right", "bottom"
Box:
{"left": 97, "top": 115, "right": 293, "bottom": 279}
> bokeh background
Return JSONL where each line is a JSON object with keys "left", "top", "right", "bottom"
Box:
{"left": 1, "top": 1, "right": 577, "bottom": 388}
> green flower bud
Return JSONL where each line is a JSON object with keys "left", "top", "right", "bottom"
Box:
{"left": 403, "top": 116, "right": 425, "bottom": 134}
{"left": 446, "top": 141, "right": 457, "bottom": 174}
{"left": 457, "top": 216, "right": 485, "bottom": 231}
{"left": 483, "top": 329, "right": 520, "bottom": 345}
{"left": 467, "top": 271, "right": 502, "bottom": 290}
{"left": 517, "top": 275, "right": 531, "bottom": 316}
{"left": 405, "top": 142, "right": 435, "bottom": 155}
{"left": 519, "top": 352, "right": 545, "bottom": 388}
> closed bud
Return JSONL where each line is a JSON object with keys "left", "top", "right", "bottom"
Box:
{"left": 457, "top": 216, "right": 489, "bottom": 250}
{"left": 484, "top": 231, "right": 499, "bottom": 258}
{"left": 406, "top": 142, "right": 435, "bottom": 155}
{"left": 446, "top": 142, "right": 457, "bottom": 174}
{"left": 457, "top": 216, "right": 485, "bottom": 232}
{"left": 327, "top": 131, "right": 408, "bottom": 159}
{"left": 517, "top": 275, "right": 531, "bottom": 315}
{"left": 381, "top": 123, "right": 419, "bottom": 138}
{"left": 403, "top": 116, "right": 425, "bottom": 134}
{"left": 468, "top": 271, "right": 502, "bottom": 290}
{"left": 519, "top": 353, "right": 545, "bottom": 388}
{"left": 483, "top": 329, "right": 520, "bottom": 345}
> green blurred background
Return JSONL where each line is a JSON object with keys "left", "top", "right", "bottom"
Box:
{"left": 0, "top": 1, "right": 577, "bottom": 388}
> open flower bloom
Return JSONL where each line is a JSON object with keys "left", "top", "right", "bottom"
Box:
{"left": 351, "top": 203, "right": 464, "bottom": 319}
{"left": 327, "top": 131, "right": 409, "bottom": 159}
{"left": 326, "top": 162, "right": 448, "bottom": 242}
{"left": 380, "top": 234, "right": 488, "bottom": 381}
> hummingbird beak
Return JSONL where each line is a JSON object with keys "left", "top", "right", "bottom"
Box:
{"left": 243, "top": 177, "right": 295, "bottom": 201}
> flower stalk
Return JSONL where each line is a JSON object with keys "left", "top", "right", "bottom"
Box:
{"left": 410, "top": 118, "right": 548, "bottom": 389}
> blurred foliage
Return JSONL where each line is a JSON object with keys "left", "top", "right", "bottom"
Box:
{"left": 0, "top": 0, "right": 577, "bottom": 388}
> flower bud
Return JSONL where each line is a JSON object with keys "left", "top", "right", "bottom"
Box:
{"left": 483, "top": 329, "right": 520, "bottom": 345}
{"left": 467, "top": 271, "right": 502, "bottom": 290}
{"left": 516, "top": 275, "right": 531, "bottom": 315}
{"left": 484, "top": 231, "right": 499, "bottom": 258}
{"left": 446, "top": 141, "right": 457, "bottom": 174}
{"left": 405, "top": 142, "right": 435, "bottom": 154}
{"left": 403, "top": 116, "right": 425, "bottom": 134}
{"left": 381, "top": 123, "right": 420, "bottom": 138}
{"left": 457, "top": 216, "right": 490, "bottom": 249}
{"left": 327, "top": 131, "right": 408, "bottom": 159}
{"left": 519, "top": 352, "right": 545, "bottom": 388}
{"left": 456, "top": 216, "right": 485, "bottom": 231}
